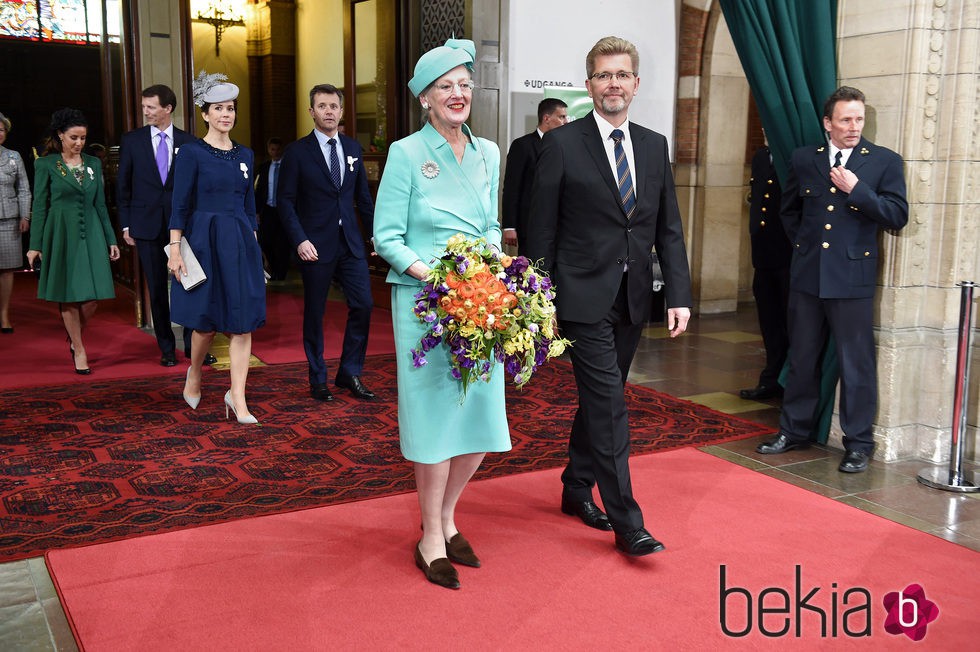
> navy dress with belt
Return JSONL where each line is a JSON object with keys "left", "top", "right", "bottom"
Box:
{"left": 169, "top": 139, "right": 265, "bottom": 334}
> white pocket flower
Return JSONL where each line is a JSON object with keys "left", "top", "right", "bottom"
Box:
{"left": 240, "top": 162, "right": 249, "bottom": 179}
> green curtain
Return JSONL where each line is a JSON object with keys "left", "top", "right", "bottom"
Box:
{"left": 719, "top": 0, "right": 839, "bottom": 443}
{"left": 718, "top": 0, "right": 838, "bottom": 186}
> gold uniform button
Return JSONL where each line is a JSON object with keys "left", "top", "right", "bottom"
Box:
{"left": 805, "top": 189, "right": 811, "bottom": 194}
{"left": 760, "top": 221, "right": 766, "bottom": 227}
{"left": 761, "top": 207, "right": 767, "bottom": 212}
{"left": 830, "top": 187, "right": 837, "bottom": 193}
{"left": 827, "top": 205, "right": 835, "bottom": 212}
{"left": 824, "top": 224, "right": 832, "bottom": 230}
{"left": 764, "top": 193, "right": 770, "bottom": 199}
{"left": 864, "top": 251, "right": 870, "bottom": 257}
{"left": 750, "top": 177, "right": 755, "bottom": 182}
{"left": 822, "top": 242, "right": 830, "bottom": 249}
{"left": 767, "top": 179, "right": 773, "bottom": 185}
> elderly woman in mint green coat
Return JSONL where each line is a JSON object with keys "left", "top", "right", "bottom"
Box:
{"left": 373, "top": 38, "right": 511, "bottom": 590}
{"left": 27, "top": 108, "right": 119, "bottom": 374}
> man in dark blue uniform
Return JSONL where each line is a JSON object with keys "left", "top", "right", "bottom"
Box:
{"left": 740, "top": 137, "right": 790, "bottom": 401}
{"left": 756, "top": 87, "right": 908, "bottom": 473}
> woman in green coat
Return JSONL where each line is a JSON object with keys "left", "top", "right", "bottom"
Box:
{"left": 27, "top": 108, "right": 120, "bottom": 374}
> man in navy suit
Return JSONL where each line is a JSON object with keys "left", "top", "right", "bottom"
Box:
{"left": 756, "top": 86, "right": 908, "bottom": 473}
{"left": 528, "top": 37, "right": 692, "bottom": 556}
{"left": 117, "top": 85, "right": 215, "bottom": 367}
{"left": 278, "top": 84, "right": 376, "bottom": 401}
{"left": 502, "top": 98, "right": 567, "bottom": 255}
{"left": 254, "top": 137, "right": 290, "bottom": 281}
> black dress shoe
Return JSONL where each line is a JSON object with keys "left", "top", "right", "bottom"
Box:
{"left": 160, "top": 352, "right": 178, "bottom": 367}
{"left": 310, "top": 383, "right": 334, "bottom": 401}
{"left": 414, "top": 543, "right": 460, "bottom": 590}
{"left": 615, "top": 527, "right": 666, "bottom": 556}
{"left": 839, "top": 450, "right": 870, "bottom": 473}
{"left": 756, "top": 433, "right": 809, "bottom": 455}
{"left": 0, "top": 326, "right": 13, "bottom": 334}
{"left": 184, "top": 352, "right": 218, "bottom": 366}
{"left": 739, "top": 384, "right": 783, "bottom": 400}
{"left": 561, "top": 496, "right": 613, "bottom": 531}
{"left": 335, "top": 375, "right": 376, "bottom": 400}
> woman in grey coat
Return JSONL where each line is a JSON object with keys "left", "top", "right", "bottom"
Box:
{"left": 0, "top": 111, "right": 32, "bottom": 333}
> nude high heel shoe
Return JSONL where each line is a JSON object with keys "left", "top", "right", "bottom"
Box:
{"left": 224, "top": 390, "right": 258, "bottom": 424}
{"left": 183, "top": 367, "right": 201, "bottom": 410}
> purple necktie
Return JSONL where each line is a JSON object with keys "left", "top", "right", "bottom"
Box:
{"left": 156, "top": 132, "right": 169, "bottom": 183}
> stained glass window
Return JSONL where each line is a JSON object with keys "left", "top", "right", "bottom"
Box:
{"left": 0, "top": 0, "right": 120, "bottom": 44}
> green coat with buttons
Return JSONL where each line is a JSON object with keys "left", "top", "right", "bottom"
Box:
{"left": 29, "top": 153, "right": 117, "bottom": 302}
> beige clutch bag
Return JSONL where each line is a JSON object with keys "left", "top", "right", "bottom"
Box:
{"left": 164, "top": 237, "right": 207, "bottom": 290}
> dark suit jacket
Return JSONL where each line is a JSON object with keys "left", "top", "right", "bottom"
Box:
{"left": 749, "top": 146, "right": 790, "bottom": 270}
{"left": 527, "top": 113, "right": 692, "bottom": 325}
{"left": 117, "top": 125, "right": 195, "bottom": 240}
{"left": 277, "top": 131, "right": 374, "bottom": 262}
{"left": 781, "top": 137, "right": 907, "bottom": 299}
{"left": 256, "top": 158, "right": 288, "bottom": 207}
{"left": 501, "top": 130, "right": 541, "bottom": 245}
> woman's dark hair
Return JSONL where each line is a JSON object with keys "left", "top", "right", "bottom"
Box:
{"left": 45, "top": 108, "right": 88, "bottom": 153}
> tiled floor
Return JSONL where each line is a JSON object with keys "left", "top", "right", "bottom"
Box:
{"left": 1, "top": 302, "right": 978, "bottom": 650}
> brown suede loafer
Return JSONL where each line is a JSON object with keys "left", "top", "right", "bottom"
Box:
{"left": 446, "top": 533, "right": 481, "bottom": 568}
{"left": 414, "top": 542, "right": 460, "bottom": 590}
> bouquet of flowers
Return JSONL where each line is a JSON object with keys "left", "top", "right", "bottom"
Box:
{"left": 411, "top": 233, "right": 570, "bottom": 396}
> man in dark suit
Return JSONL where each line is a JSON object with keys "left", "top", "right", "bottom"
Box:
{"left": 528, "top": 37, "right": 693, "bottom": 556}
{"left": 502, "top": 98, "right": 567, "bottom": 255}
{"left": 117, "top": 84, "right": 215, "bottom": 367}
{"left": 756, "top": 86, "right": 908, "bottom": 473}
{"left": 278, "top": 84, "right": 376, "bottom": 402}
{"left": 739, "top": 139, "right": 791, "bottom": 400}
{"left": 254, "top": 137, "right": 290, "bottom": 281}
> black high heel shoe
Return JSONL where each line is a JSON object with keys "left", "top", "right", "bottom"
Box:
{"left": 69, "top": 341, "right": 91, "bottom": 375}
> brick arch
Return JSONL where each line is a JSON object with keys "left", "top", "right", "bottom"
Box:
{"left": 673, "top": 0, "right": 757, "bottom": 313}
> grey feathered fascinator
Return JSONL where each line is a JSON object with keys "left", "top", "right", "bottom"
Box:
{"left": 192, "top": 70, "right": 240, "bottom": 107}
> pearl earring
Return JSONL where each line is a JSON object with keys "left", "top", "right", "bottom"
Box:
{"left": 422, "top": 102, "right": 429, "bottom": 109}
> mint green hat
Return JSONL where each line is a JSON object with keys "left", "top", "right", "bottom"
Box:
{"left": 408, "top": 38, "right": 476, "bottom": 97}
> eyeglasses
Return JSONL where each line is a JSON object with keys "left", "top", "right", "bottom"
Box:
{"left": 590, "top": 71, "right": 636, "bottom": 83}
{"left": 434, "top": 81, "right": 476, "bottom": 94}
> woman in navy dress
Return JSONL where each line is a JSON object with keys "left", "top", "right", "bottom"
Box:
{"left": 167, "top": 74, "right": 265, "bottom": 424}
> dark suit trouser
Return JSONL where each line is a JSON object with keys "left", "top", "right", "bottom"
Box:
{"left": 300, "top": 237, "right": 373, "bottom": 386}
{"left": 752, "top": 266, "right": 790, "bottom": 387}
{"left": 559, "top": 276, "right": 644, "bottom": 533}
{"left": 258, "top": 205, "right": 291, "bottom": 280}
{"left": 779, "top": 291, "right": 876, "bottom": 454}
{"left": 135, "top": 234, "right": 191, "bottom": 356}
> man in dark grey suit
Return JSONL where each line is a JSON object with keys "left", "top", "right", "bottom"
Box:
{"left": 528, "top": 36, "right": 693, "bottom": 556}
{"left": 756, "top": 86, "right": 909, "bottom": 473}
{"left": 502, "top": 98, "right": 567, "bottom": 255}
{"left": 117, "top": 85, "right": 215, "bottom": 367}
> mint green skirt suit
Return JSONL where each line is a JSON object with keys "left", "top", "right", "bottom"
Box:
{"left": 374, "top": 122, "right": 512, "bottom": 464}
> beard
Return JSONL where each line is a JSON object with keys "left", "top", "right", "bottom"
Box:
{"left": 599, "top": 94, "right": 628, "bottom": 115}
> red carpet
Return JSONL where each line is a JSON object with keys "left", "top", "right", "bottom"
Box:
{"left": 0, "top": 356, "right": 768, "bottom": 562}
{"left": 0, "top": 274, "right": 393, "bottom": 390}
{"left": 45, "top": 448, "right": 977, "bottom": 650}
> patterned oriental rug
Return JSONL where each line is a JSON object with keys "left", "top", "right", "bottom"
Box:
{"left": 0, "top": 355, "right": 770, "bottom": 562}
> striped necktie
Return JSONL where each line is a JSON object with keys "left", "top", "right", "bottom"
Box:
{"left": 611, "top": 129, "right": 635, "bottom": 219}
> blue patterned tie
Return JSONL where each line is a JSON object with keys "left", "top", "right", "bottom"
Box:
{"left": 328, "top": 138, "right": 342, "bottom": 188}
{"left": 611, "top": 129, "right": 635, "bottom": 219}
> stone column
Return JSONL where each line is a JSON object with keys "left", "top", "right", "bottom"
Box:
{"left": 248, "top": 0, "right": 297, "bottom": 152}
